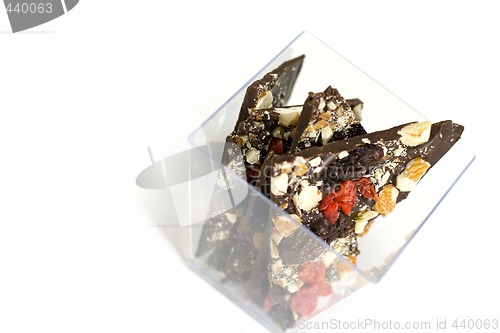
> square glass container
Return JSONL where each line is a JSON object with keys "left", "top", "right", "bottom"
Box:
{"left": 186, "top": 31, "right": 475, "bottom": 332}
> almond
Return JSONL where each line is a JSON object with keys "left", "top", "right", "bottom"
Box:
{"left": 396, "top": 157, "right": 431, "bottom": 191}
{"left": 270, "top": 173, "right": 288, "bottom": 196}
{"left": 273, "top": 216, "right": 301, "bottom": 237}
{"left": 397, "top": 121, "right": 431, "bottom": 146}
{"left": 297, "top": 185, "right": 322, "bottom": 212}
{"left": 374, "top": 185, "right": 399, "bottom": 216}
{"left": 255, "top": 90, "right": 273, "bottom": 109}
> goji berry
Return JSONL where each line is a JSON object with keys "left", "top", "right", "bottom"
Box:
{"left": 298, "top": 261, "right": 326, "bottom": 285}
{"left": 290, "top": 286, "right": 318, "bottom": 317}
{"left": 356, "top": 177, "right": 379, "bottom": 201}
{"left": 335, "top": 180, "right": 357, "bottom": 215}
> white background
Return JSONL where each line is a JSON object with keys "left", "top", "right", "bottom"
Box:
{"left": 1, "top": 1, "right": 499, "bottom": 332}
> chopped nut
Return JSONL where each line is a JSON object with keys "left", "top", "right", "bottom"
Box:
{"left": 235, "top": 136, "right": 245, "bottom": 148}
{"left": 337, "top": 260, "right": 354, "bottom": 278}
{"left": 396, "top": 157, "right": 431, "bottom": 192}
{"left": 319, "top": 112, "right": 331, "bottom": 121}
{"left": 322, "top": 251, "right": 337, "bottom": 268}
{"left": 255, "top": 90, "right": 273, "bottom": 109}
{"left": 309, "top": 157, "right": 322, "bottom": 167}
{"left": 272, "top": 126, "right": 285, "bottom": 138}
{"left": 326, "top": 100, "right": 337, "bottom": 110}
{"left": 397, "top": 121, "right": 432, "bottom": 146}
{"left": 270, "top": 239, "right": 279, "bottom": 259}
{"left": 224, "top": 212, "right": 237, "bottom": 224}
{"left": 271, "top": 259, "right": 283, "bottom": 274}
{"left": 321, "top": 126, "right": 333, "bottom": 145}
{"left": 393, "top": 146, "right": 404, "bottom": 156}
{"left": 286, "top": 280, "right": 303, "bottom": 293}
{"left": 277, "top": 107, "right": 301, "bottom": 127}
{"left": 318, "top": 98, "right": 326, "bottom": 110}
{"left": 295, "top": 163, "right": 308, "bottom": 176}
{"left": 338, "top": 150, "right": 349, "bottom": 159}
{"left": 355, "top": 219, "right": 369, "bottom": 235}
{"left": 313, "top": 119, "right": 328, "bottom": 130}
{"left": 297, "top": 185, "right": 322, "bottom": 212}
{"left": 352, "top": 103, "right": 363, "bottom": 120}
{"left": 273, "top": 216, "right": 301, "bottom": 237}
{"left": 271, "top": 173, "right": 288, "bottom": 196}
{"left": 276, "top": 278, "right": 288, "bottom": 288}
{"left": 279, "top": 161, "right": 293, "bottom": 173}
{"left": 374, "top": 185, "right": 399, "bottom": 216}
{"left": 245, "top": 149, "right": 260, "bottom": 164}
{"left": 361, "top": 138, "right": 371, "bottom": 144}
{"left": 293, "top": 156, "right": 307, "bottom": 166}
{"left": 354, "top": 210, "right": 379, "bottom": 234}
{"left": 271, "top": 230, "right": 284, "bottom": 246}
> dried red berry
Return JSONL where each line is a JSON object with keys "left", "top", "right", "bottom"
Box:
{"left": 268, "top": 137, "right": 284, "bottom": 155}
{"left": 290, "top": 286, "right": 318, "bottom": 317}
{"left": 311, "top": 281, "right": 333, "bottom": 297}
{"left": 322, "top": 201, "right": 340, "bottom": 224}
{"left": 298, "top": 261, "right": 326, "bottom": 285}
{"left": 335, "top": 180, "right": 357, "bottom": 215}
{"left": 356, "top": 177, "right": 379, "bottom": 201}
{"left": 263, "top": 294, "right": 273, "bottom": 312}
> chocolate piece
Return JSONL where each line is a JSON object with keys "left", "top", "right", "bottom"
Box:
{"left": 236, "top": 55, "right": 305, "bottom": 130}
{"left": 270, "top": 120, "right": 463, "bottom": 248}
{"left": 290, "top": 86, "right": 366, "bottom": 152}
{"left": 227, "top": 105, "right": 303, "bottom": 185}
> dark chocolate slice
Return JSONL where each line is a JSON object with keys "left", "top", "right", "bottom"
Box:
{"left": 270, "top": 120, "right": 463, "bottom": 248}
{"left": 290, "top": 86, "right": 366, "bottom": 152}
{"left": 236, "top": 55, "right": 305, "bottom": 131}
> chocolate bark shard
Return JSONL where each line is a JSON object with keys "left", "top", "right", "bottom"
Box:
{"left": 236, "top": 55, "right": 305, "bottom": 131}
{"left": 226, "top": 105, "right": 303, "bottom": 185}
{"left": 271, "top": 120, "right": 463, "bottom": 247}
{"left": 290, "top": 86, "right": 366, "bottom": 152}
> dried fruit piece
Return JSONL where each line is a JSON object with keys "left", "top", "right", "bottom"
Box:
{"left": 374, "top": 184, "right": 399, "bottom": 216}
{"left": 311, "top": 281, "right": 333, "bottom": 297}
{"left": 290, "top": 286, "right": 317, "bottom": 317}
{"left": 319, "top": 193, "right": 339, "bottom": 224}
{"left": 335, "top": 180, "right": 357, "bottom": 215}
{"left": 263, "top": 294, "right": 273, "bottom": 312}
{"left": 268, "top": 137, "right": 284, "bottom": 155}
{"left": 355, "top": 177, "right": 379, "bottom": 201}
{"left": 298, "top": 261, "right": 326, "bottom": 285}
